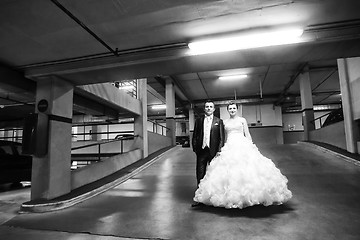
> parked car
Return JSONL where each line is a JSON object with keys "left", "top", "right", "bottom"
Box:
{"left": 182, "top": 140, "right": 190, "bottom": 148}
{"left": 0, "top": 140, "right": 32, "bottom": 185}
{"left": 115, "top": 134, "right": 134, "bottom": 140}
{"left": 176, "top": 136, "right": 190, "bottom": 148}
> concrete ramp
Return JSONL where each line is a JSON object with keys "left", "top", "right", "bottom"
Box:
{"left": 3, "top": 144, "right": 360, "bottom": 240}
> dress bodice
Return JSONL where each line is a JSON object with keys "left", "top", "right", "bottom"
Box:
{"left": 224, "top": 117, "right": 245, "bottom": 138}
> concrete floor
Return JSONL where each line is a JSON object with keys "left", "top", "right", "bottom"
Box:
{"left": 1, "top": 144, "right": 360, "bottom": 240}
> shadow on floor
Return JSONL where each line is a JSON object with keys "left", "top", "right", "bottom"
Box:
{"left": 192, "top": 202, "right": 296, "bottom": 218}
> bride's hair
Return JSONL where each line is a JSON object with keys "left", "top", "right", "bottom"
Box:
{"left": 227, "top": 101, "right": 238, "bottom": 110}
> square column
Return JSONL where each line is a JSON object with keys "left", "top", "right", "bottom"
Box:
{"left": 165, "top": 78, "right": 176, "bottom": 146}
{"left": 90, "top": 125, "right": 101, "bottom": 141}
{"left": 299, "top": 67, "right": 314, "bottom": 141}
{"left": 337, "top": 57, "right": 360, "bottom": 153}
{"left": 31, "top": 76, "right": 74, "bottom": 200}
{"left": 134, "top": 79, "right": 148, "bottom": 158}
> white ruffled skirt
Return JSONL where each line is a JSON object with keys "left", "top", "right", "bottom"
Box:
{"left": 193, "top": 133, "right": 292, "bottom": 209}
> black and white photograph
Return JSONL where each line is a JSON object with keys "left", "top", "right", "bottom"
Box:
{"left": 1, "top": 1, "right": 360, "bottom": 239}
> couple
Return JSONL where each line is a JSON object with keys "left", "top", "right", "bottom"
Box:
{"left": 192, "top": 100, "right": 292, "bottom": 209}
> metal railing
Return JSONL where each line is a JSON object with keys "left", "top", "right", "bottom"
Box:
{"left": 71, "top": 120, "right": 134, "bottom": 141}
{"left": 71, "top": 135, "right": 138, "bottom": 169}
{"left": 71, "top": 130, "right": 134, "bottom": 141}
{"left": 71, "top": 119, "right": 169, "bottom": 141}
{"left": 0, "top": 128, "right": 23, "bottom": 142}
{"left": 1, "top": 119, "right": 170, "bottom": 143}
{"left": 1, "top": 119, "right": 170, "bottom": 169}
{"left": 311, "top": 112, "right": 331, "bottom": 129}
{"left": 148, "top": 119, "right": 169, "bottom": 136}
{"left": 311, "top": 108, "right": 343, "bottom": 130}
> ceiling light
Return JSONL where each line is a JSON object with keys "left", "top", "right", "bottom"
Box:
{"left": 151, "top": 104, "right": 166, "bottom": 110}
{"left": 219, "top": 74, "right": 248, "bottom": 80}
{"left": 188, "top": 28, "right": 304, "bottom": 55}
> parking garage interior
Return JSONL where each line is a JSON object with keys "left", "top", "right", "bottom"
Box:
{"left": 1, "top": 1, "right": 360, "bottom": 239}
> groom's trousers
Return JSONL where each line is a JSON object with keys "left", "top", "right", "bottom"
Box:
{"left": 196, "top": 146, "right": 212, "bottom": 185}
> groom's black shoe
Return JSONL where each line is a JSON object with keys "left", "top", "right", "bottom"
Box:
{"left": 191, "top": 202, "right": 204, "bottom": 207}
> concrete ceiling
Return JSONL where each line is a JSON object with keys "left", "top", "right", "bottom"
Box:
{"left": 1, "top": 0, "right": 360, "bottom": 123}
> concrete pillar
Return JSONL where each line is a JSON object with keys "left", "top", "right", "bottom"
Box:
{"left": 31, "top": 76, "right": 74, "bottom": 200}
{"left": 337, "top": 58, "right": 359, "bottom": 153}
{"left": 90, "top": 125, "right": 101, "bottom": 141}
{"left": 165, "top": 78, "right": 176, "bottom": 146}
{"left": 134, "top": 79, "right": 148, "bottom": 158}
{"left": 189, "top": 107, "right": 195, "bottom": 147}
{"left": 299, "top": 67, "right": 315, "bottom": 141}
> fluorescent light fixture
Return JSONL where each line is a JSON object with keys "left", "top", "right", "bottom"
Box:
{"left": 219, "top": 74, "right": 248, "bottom": 80}
{"left": 151, "top": 104, "right": 166, "bottom": 110}
{"left": 119, "top": 85, "right": 134, "bottom": 90}
{"left": 188, "top": 28, "right": 304, "bottom": 55}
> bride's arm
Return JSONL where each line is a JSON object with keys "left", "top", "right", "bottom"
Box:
{"left": 223, "top": 119, "right": 228, "bottom": 144}
{"left": 242, "top": 118, "right": 252, "bottom": 142}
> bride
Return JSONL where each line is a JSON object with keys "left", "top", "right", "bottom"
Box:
{"left": 193, "top": 101, "right": 292, "bottom": 209}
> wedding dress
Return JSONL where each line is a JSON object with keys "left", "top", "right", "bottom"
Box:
{"left": 193, "top": 117, "right": 292, "bottom": 209}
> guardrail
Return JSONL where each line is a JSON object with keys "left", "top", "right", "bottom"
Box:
{"left": 310, "top": 108, "right": 343, "bottom": 130}
{"left": 1, "top": 118, "right": 170, "bottom": 141}
{"left": 311, "top": 112, "right": 331, "bottom": 129}
{"left": 147, "top": 119, "right": 169, "bottom": 136}
{"left": 0, "top": 128, "right": 23, "bottom": 142}
{"left": 71, "top": 135, "right": 138, "bottom": 169}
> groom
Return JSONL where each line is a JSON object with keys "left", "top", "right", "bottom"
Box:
{"left": 192, "top": 100, "right": 225, "bottom": 191}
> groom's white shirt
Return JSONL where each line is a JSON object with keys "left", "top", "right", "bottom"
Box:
{"left": 202, "top": 115, "right": 213, "bottom": 149}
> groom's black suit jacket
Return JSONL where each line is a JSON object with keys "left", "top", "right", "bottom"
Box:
{"left": 192, "top": 115, "right": 225, "bottom": 158}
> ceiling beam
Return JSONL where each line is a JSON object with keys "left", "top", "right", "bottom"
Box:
{"left": 21, "top": 22, "right": 360, "bottom": 86}
{"left": 147, "top": 84, "right": 165, "bottom": 103}
{"left": 0, "top": 64, "right": 36, "bottom": 97}
{"left": 169, "top": 76, "right": 192, "bottom": 104}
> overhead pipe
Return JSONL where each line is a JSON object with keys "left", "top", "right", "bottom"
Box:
{"left": 311, "top": 69, "right": 337, "bottom": 92}
{"left": 17, "top": 42, "right": 188, "bottom": 70}
{"left": 50, "top": 0, "right": 119, "bottom": 56}
{"left": 274, "top": 63, "right": 307, "bottom": 106}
